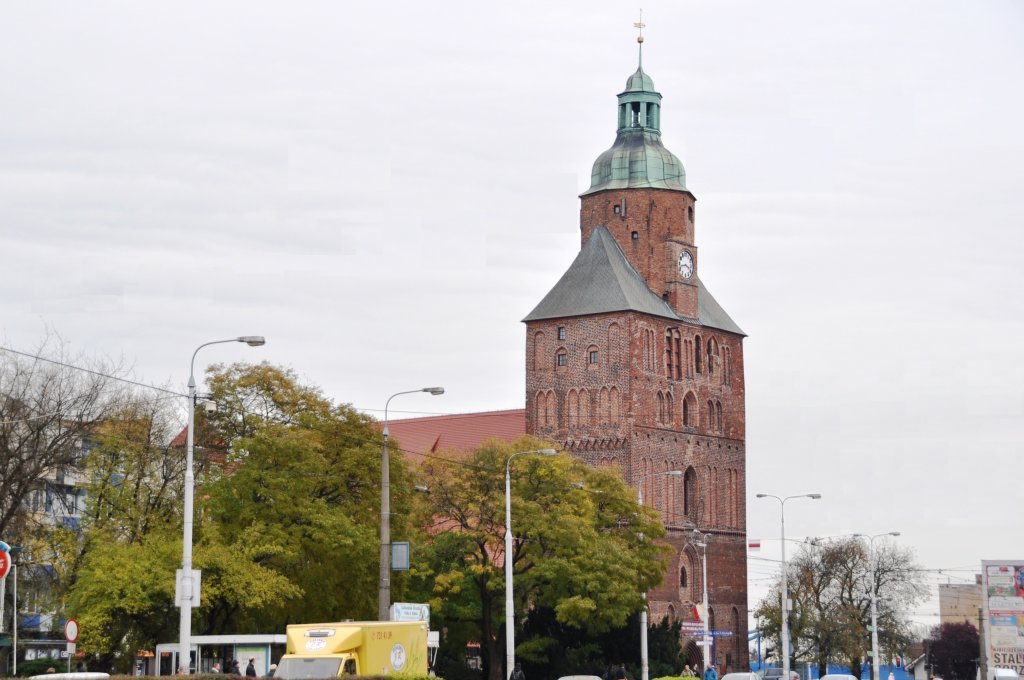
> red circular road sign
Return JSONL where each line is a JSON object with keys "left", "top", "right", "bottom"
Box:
{"left": 65, "top": 618, "right": 79, "bottom": 643}
{"left": 0, "top": 551, "right": 10, "bottom": 580}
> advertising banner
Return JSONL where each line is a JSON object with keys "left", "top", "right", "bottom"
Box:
{"left": 981, "top": 561, "right": 1024, "bottom": 675}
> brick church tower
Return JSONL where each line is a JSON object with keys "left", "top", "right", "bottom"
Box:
{"left": 523, "top": 51, "right": 749, "bottom": 671}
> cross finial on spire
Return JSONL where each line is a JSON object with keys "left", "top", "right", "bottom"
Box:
{"left": 634, "top": 9, "right": 645, "bottom": 67}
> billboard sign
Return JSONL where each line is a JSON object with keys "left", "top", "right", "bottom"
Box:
{"left": 981, "top": 561, "right": 1024, "bottom": 675}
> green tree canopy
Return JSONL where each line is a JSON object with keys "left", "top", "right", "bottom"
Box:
{"left": 62, "top": 362, "right": 413, "bottom": 669}
{"left": 410, "top": 438, "right": 669, "bottom": 680}
{"left": 198, "top": 361, "right": 412, "bottom": 630}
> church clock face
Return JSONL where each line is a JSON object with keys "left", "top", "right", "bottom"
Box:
{"left": 678, "top": 250, "right": 694, "bottom": 279}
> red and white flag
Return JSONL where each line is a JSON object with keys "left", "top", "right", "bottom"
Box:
{"left": 748, "top": 539, "right": 761, "bottom": 552}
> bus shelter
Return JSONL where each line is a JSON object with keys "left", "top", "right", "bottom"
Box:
{"left": 150, "top": 634, "right": 286, "bottom": 676}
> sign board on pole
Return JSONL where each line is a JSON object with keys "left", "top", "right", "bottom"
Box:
{"left": 0, "top": 551, "right": 10, "bottom": 580}
{"left": 174, "top": 569, "right": 202, "bottom": 608}
{"left": 65, "top": 619, "right": 79, "bottom": 643}
{"left": 689, "top": 630, "right": 734, "bottom": 638}
{"left": 390, "top": 602, "right": 430, "bottom": 623}
{"left": 391, "top": 542, "right": 410, "bottom": 571}
{"left": 67, "top": 643, "right": 77, "bottom": 655}
{"left": 981, "top": 560, "right": 1024, "bottom": 676}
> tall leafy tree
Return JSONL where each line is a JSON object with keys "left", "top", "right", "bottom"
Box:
{"left": 60, "top": 393, "right": 187, "bottom": 670}
{"left": 928, "top": 622, "right": 979, "bottom": 680}
{"left": 410, "top": 438, "right": 668, "bottom": 680}
{"left": 0, "top": 337, "right": 126, "bottom": 539}
{"left": 197, "top": 362, "right": 412, "bottom": 630}
{"left": 62, "top": 361, "right": 410, "bottom": 668}
{"left": 754, "top": 537, "right": 926, "bottom": 676}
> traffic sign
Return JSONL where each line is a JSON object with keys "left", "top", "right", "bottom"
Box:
{"left": 0, "top": 550, "right": 10, "bottom": 580}
{"left": 691, "top": 629, "right": 734, "bottom": 638}
{"left": 0, "top": 541, "right": 10, "bottom": 552}
{"left": 65, "top": 619, "right": 80, "bottom": 643}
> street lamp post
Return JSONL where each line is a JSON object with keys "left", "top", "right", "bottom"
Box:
{"left": 854, "top": 532, "right": 900, "bottom": 680}
{"left": 637, "top": 470, "right": 683, "bottom": 680}
{"left": 11, "top": 557, "right": 16, "bottom": 676}
{"left": 755, "top": 493, "right": 822, "bottom": 680}
{"left": 6, "top": 546, "right": 21, "bottom": 676}
{"left": 689, "top": 529, "right": 711, "bottom": 669}
{"left": 379, "top": 387, "right": 444, "bottom": 622}
{"left": 179, "top": 336, "right": 265, "bottom": 673}
{"left": 504, "top": 448, "right": 557, "bottom": 680}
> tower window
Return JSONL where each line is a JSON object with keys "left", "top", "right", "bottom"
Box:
{"left": 631, "top": 231, "right": 639, "bottom": 240}
{"left": 589, "top": 350, "right": 599, "bottom": 364}
{"left": 613, "top": 205, "right": 620, "bottom": 214}
{"left": 557, "top": 326, "right": 566, "bottom": 340}
{"left": 688, "top": 206, "right": 694, "bottom": 223}
{"left": 556, "top": 351, "right": 567, "bottom": 367}
{"left": 665, "top": 327, "right": 682, "bottom": 380}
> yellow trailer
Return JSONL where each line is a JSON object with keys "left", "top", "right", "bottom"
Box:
{"left": 275, "top": 621, "right": 430, "bottom": 679}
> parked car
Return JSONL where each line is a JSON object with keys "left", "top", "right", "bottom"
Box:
{"left": 723, "top": 673, "right": 761, "bottom": 680}
{"left": 821, "top": 674, "right": 859, "bottom": 680}
{"left": 557, "top": 675, "right": 603, "bottom": 680}
{"left": 760, "top": 669, "right": 799, "bottom": 680}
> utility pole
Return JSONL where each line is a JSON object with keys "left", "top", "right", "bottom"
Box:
{"left": 978, "top": 607, "right": 987, "bottom": 680}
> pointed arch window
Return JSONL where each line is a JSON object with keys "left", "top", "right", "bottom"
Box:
{"left": 533, "top": 331, "right": 547, "bottom": 372}
{"left": 684, "top": 467, "right": 697, "bottom": 517}
{"left": 579, "top": 388, "right": 591, "bottom": 426}
{"left": 665, "top": 328, "right": 682, "bottom": 380}
{"left": 682, "top": 392, "right": 697, "bottom": 429}
{"left": 706, "top": 337, "right": 718, "bottom": 376}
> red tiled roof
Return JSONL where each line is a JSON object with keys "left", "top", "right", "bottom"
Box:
{"left": 170, "top": 426, "right": 187, "bottom": 447}
{"left": 385, "top": 409, "right": 526, "bottom": 462}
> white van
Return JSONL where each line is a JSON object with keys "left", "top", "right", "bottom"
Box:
{"left": 986, "top": 668, "right": 1021, "bottom": 680}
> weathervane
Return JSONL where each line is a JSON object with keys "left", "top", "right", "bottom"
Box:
{"left": 634, "top": 9, "right": 645, "bottom": 67}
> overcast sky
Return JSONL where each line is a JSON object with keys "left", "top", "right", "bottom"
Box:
{"left": 2, "top": 1, "right": 1022, "bottom": 627}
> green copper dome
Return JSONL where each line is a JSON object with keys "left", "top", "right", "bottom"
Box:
{"left": 582, "top": 62, "right": 687, "bottom": 196}
{"left": 624, "top": 66, "right": 656, "bottom": 93}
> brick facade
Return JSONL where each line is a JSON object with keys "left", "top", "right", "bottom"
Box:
{"left": 525, "top": 188, "right": 749, "bottom": 667}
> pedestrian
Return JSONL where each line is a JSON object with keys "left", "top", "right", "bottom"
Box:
{"left": 703, "top": 664, "right": 718, "bottom": 680}
{"left": 614, "top": 664, "right": 629, "bottom": 680}
{"left": 888, "top": 673, "right": 895, "bottom": 680}
{"left": 229, "top": 659, "right": 242, "bottom": 675}
{"left": 246, "top": 658, "right": 258, "bottom": 677}
{"left": 45, "top": 669, "right": 56, "bottom": 674}
{"left": 268, "top": 663, "right": 278, "bottom": 677}
{"left": 212, "top": 662, "right": 222, "bottom": 673}
{"left": 682, "top": 665, "right": 696, "bottom": 678}
{"left": 511, "top": 662, "right": 526, "bottom": 680}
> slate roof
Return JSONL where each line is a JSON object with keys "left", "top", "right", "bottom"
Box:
{"left": 697, "top": 280, "right": 745, "bottom": 336}
{"left": 523, "top": 226, "right": 744, "bottom": 336}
